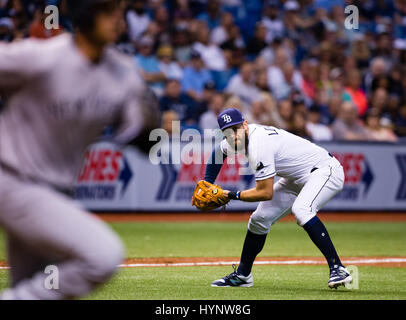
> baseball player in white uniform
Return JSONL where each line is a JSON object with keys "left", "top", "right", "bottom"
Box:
{"left": 0, "top": 0, "right": 156, "bottom": 299}
{"left": 205, "top": 108, "right": 352, "bottom": 289}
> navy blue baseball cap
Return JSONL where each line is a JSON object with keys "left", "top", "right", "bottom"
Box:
{"left": 217, "top": 108, "right": 244, "bottom": 130}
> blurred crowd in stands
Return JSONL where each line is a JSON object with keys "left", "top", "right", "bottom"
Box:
{"left": 1, "top": 0, "right": 406, "bottom": 142}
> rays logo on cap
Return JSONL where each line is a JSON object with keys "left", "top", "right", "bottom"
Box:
{"left": 217, "top": 108, "right": 244, "bottom": 130}
{"left": 222, "top": 114, "right": 232, "bottom": 123}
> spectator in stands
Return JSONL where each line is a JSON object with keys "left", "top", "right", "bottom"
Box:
{"left": 135, "top": 35, "right": 166, "bottom": 96}
{"left": 387, "top": 65, "right": 403, "bottom": 97}
{"left": 351, "top": 33, "right": 371, "bottom": 70}
{"left": 343, "top": 69, "right": 368, "bottom": 117}
{"left": 141, "top": 20, "right": 160, "bottom": 42}
{"left": 385, "top": 93, "right": 401, "bottom": 123}
{"left": 402, "top": 71, "right": 406, "bottom": 103}
{"left": 248, "top": 92, "right": 284, "bottom": 128}
{"left": 277, "top": 99, "right": 293, "bottom": 130}
{"left": 225, "top": 61, "right": 261, "bottom": 109}
{"left": 395, "top": 102, "right": 406, "bottom": 137}
{"left": 210, "top": 11, "right": 235, "bottom": 46}
{"left": 364, "top": 57, "right": 388, "bottom": 97}
{"left": 331, "top": 102, "right": 370, "bottom": 141}
{"left": 365, "top": 108, "right": 398, "bottom": 142}
{"left": 196, "top": 0, "right": 221, "bottom": 30}
{"left": 246, "top": 22, "right": 268, "bottom": 58}
{"left": 210, "top": 49, "right": 239, "bottom": 91}
{"left": 153, "top": 5, "right": 171, "bottom": 44}
{"left": 298, "top": 58, "right": 318, "bottom": 104}
{"left": 159, "top": 79, "right": 199, "bottom": 130}
{"left": 369, "top": 88, "right": 388, "bottom": 114}
{"left": 3, "top": 0, "right": 30, "bottom": 39}
{"left": 126, "top": 0, "right": 151, "bottom": 43}
{"left": 325, "top": 92, "right": 343, "bottom": 125}
{"left": 312, "top": 87, "right": 333, "bottom": 125}
{"left": 317, "top": 63, "right": 332, "bottom": 96}
{"left": 193, "top": 81, "right": 218, "bottom": 121}
{"left": 199, "top": 92, "right": 225, "bottom": 130}
{"left": 157, "top": 45, "right": 183, "bottom": 81}
{"left": 0, "top": 17, "right": 14, "bottom": 42}
{"left": 173, "top": 0, "right": 193, "bottom": 28}
{"left": 306, "top": 105, "right": 333, "bottom": 141}
{"left": 172, "top": 27, "right": 193, "bottom": 66}
{"left": 267, "top": 48, "right": 298, "bottom": 99}
{"left": 282, "top": 0, "right": 303, "bottom": 43}
{"left": 255, "top": 69, "right": 271, "bottom": 94}
{"left": 375, "top": 0, "right": 396, "bottom": 21}
{"left": 161, "top": 110, "right": 181, "bottom": 137}
{"left": 289, "top": 110, "right": 312, "bottom": 140}
{"left": 291, "top": 91, "right": 308, "bottom": 115}
{"left": 223, "top": 94, "right": 245, "bottom": 117}
{"left": 261, "top": 1, "right": 284, "bottom": 43}
{"left": 372, "top": 31, "right": 393, "bottom": 63}
{"left": 219, "top": 23, "right": 245, "bottom": 53}
{"left": 192, "top": 21, "right": 227, "bottom": 71}
{"left": 259, "top": 36, "right": 285, "bottom": 67}
{"left": 269, "top": 61, "right": 302, "bottom": 101}
{"left": 181, "top": 50, "right": 213, "bottom": 101}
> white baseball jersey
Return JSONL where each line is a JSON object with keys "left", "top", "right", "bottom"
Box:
{"left": 0, "top": 34, "right": 146, "bottom": 189}
{"left": 220, "top": 124, "right": 333, "bottom": 181}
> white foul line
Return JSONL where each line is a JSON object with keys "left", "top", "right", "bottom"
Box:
{"left": 118, "top": 258, "right": 406, "bottom": 268}
{"left": 0, "top": 258, "right": 405, "bottom": 270}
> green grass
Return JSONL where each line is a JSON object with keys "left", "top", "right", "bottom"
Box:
{"left": 109, "top": 221, "right": 406, "bottom": 259}
{"left": 85, "top": 265, "right": 406, "bottom": 300}
{"left": 0, "top": 220, "right": 405, "bottom": 299}
{"left": 2, "top": 265, "right": 403, "bottom": 300}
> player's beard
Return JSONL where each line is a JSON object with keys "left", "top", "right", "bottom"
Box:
{"left": 232, "top": 130, "right": 248, "bottom": 155}
{"left": 243, "top": 130, "right": 249, "bottom": 156}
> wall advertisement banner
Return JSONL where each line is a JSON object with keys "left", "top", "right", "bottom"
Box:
{"left": 75, "top": 141, "right": 406, "bottom": 211}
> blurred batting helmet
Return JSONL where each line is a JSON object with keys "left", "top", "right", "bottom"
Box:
{"left": 67, "top": 0, "right": 121, "bottom": 32}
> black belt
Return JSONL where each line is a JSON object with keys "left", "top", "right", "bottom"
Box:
{"left": 0, "top": 160, "right": 75, "bottom": 197}
{"left": 311, "top": 152, "right": 334, "bottom": 173}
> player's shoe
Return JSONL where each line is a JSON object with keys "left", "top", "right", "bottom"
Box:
{"left": 328, "top": 265, "right": 352, "bottom": 289}
{"left": 211, "top": 264, "right": 253, "bottom": 287}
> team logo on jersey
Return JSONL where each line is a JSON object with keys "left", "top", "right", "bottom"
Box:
{"left": 256, "top": 162, "right": 265, "bottom": 171}
{"left": 222, "top": 114, "right": 232, "bottom": 123}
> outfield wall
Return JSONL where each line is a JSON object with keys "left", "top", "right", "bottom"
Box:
{"left": 74, "top": 140, "right": 406, "bottom": 211}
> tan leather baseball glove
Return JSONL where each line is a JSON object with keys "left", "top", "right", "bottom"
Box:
{"left": 191, "top": 180, "right": 230, "bottom": 211}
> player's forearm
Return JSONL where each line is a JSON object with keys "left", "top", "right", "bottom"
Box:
{"left": 227, "top": 178, "right": 274, "bottom": 202}
{"left": 238, "top": 187, "right": 273, "bottom": 202}
{"left": 204, "top": 146, "right": 227, "bottom": 183}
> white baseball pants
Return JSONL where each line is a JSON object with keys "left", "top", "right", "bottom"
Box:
{"left": 248, "top": 157, "right": 345, "bottom": 234}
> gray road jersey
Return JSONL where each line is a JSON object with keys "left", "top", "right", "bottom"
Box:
{"left": 0, "top": 34, "right": 146, "bottom": 189}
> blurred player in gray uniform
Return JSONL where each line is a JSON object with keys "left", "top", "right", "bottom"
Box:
{"left": 0, "top": 0, "right": 157, "bottom": 299}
